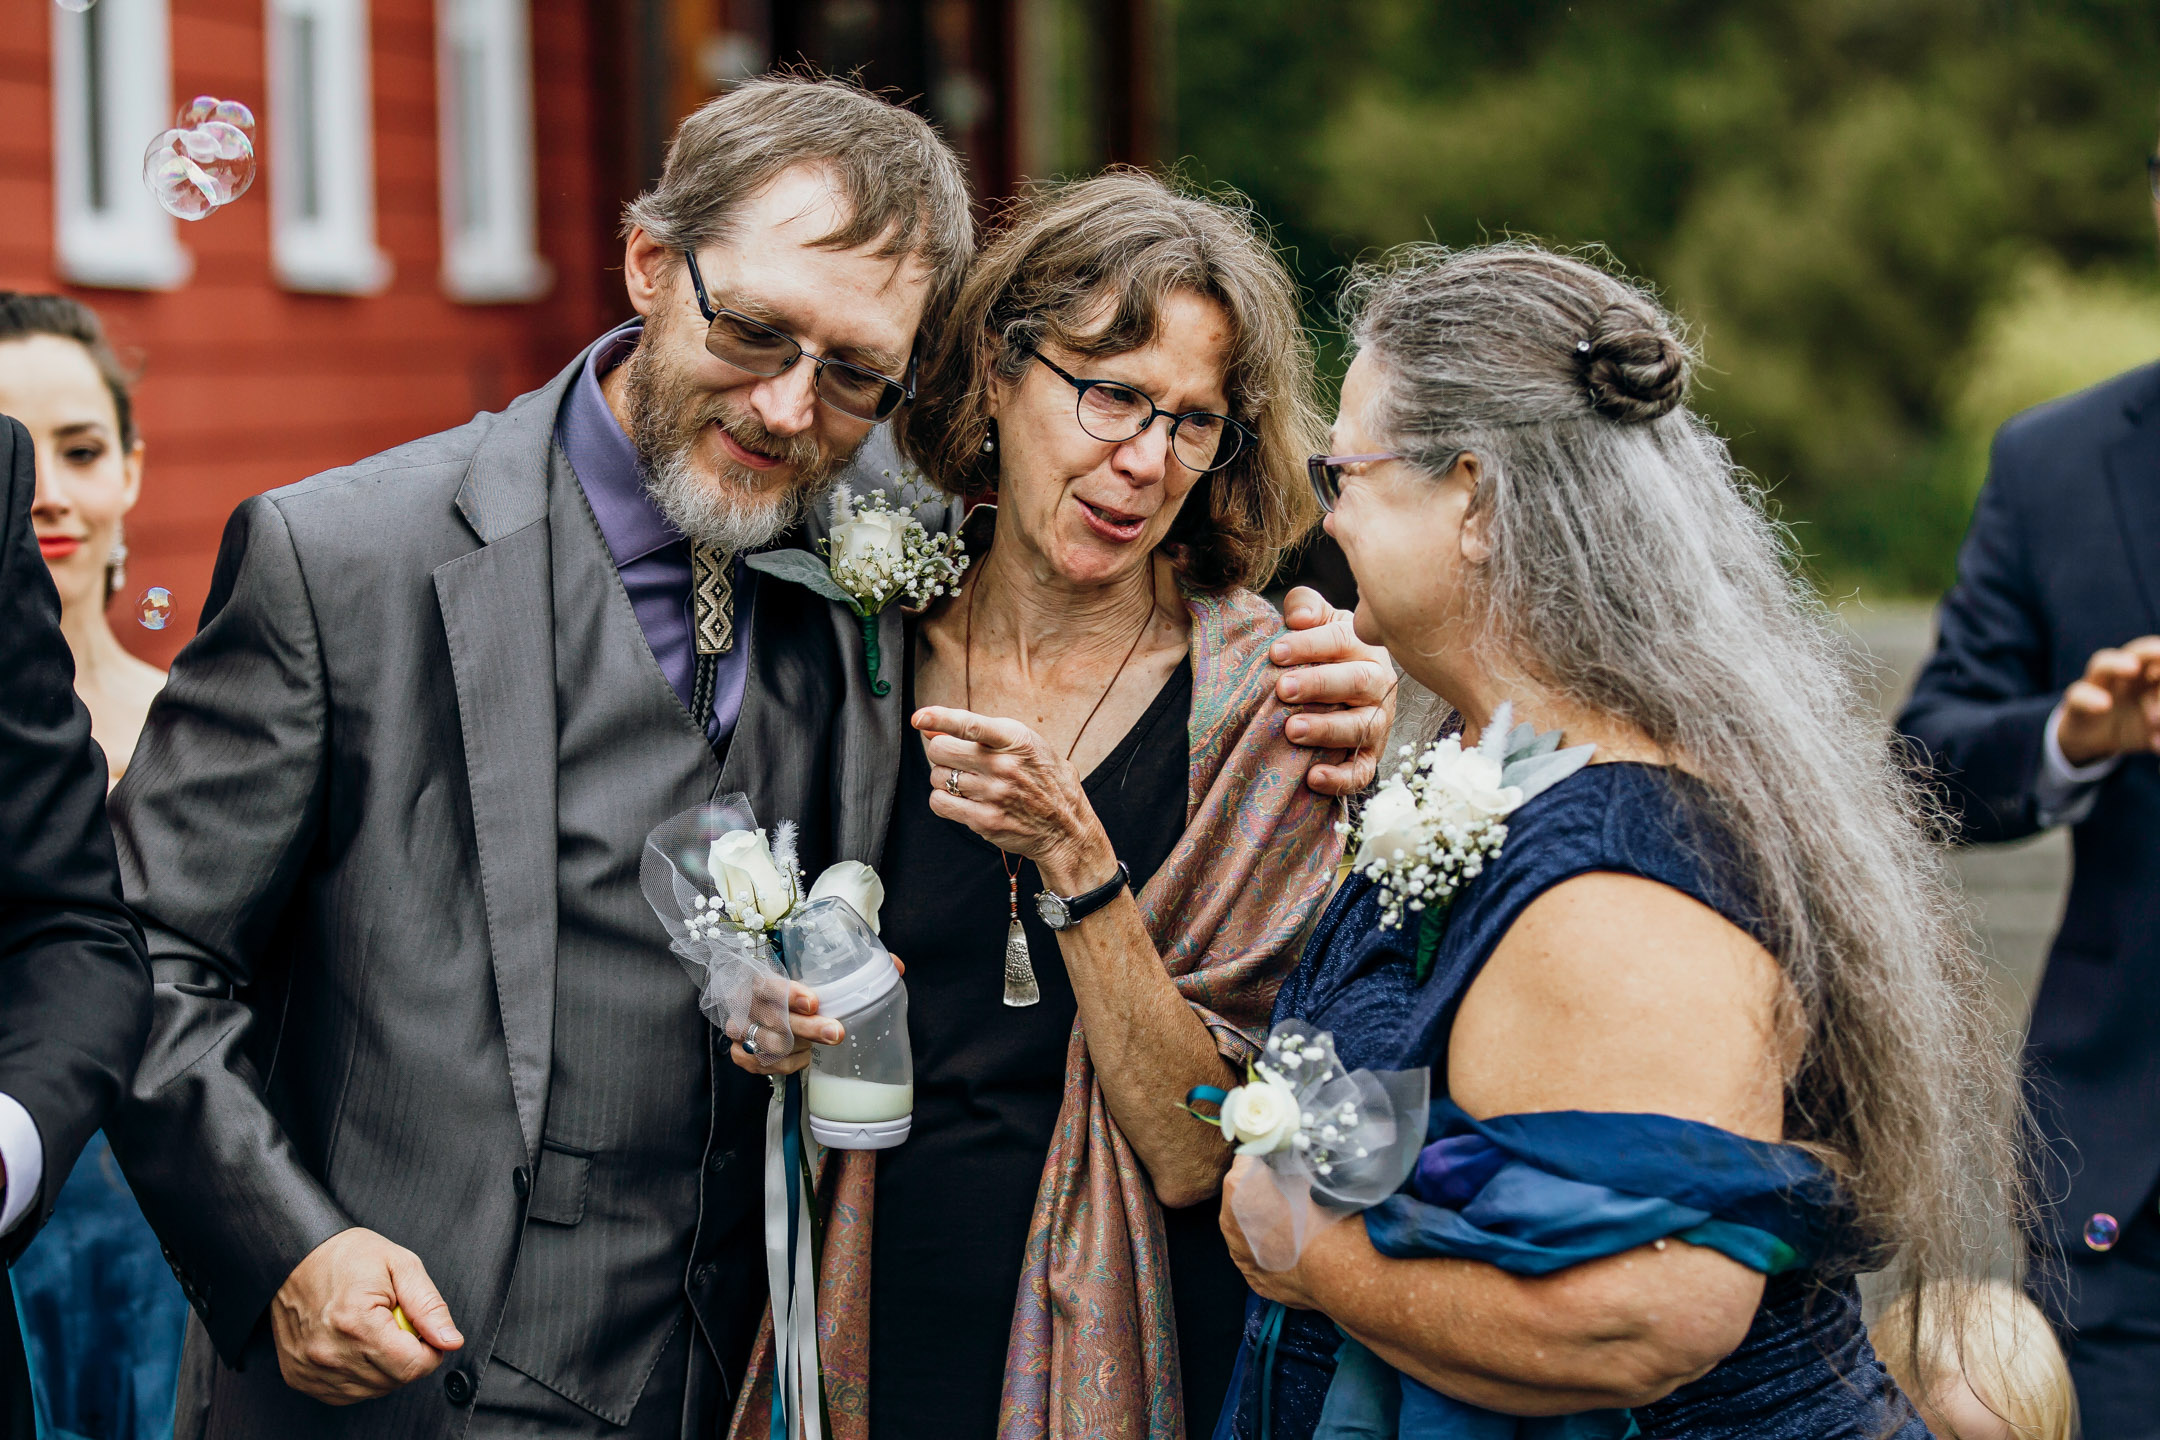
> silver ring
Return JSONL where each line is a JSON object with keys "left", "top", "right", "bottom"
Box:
{"left": 741, "top": 1022, "right": 762, "bottom": 1056}
{"left": 945, "top": 767, "right": 964, "bottom": 797}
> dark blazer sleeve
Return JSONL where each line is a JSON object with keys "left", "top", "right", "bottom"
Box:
{"left": 0, "top": 414, "right": 150, "bottom": 1262}
{"left": 1895, "top": 425, "right": 2062, "bottom": 844}
{"left": 105, "top": 494, "right": 355, "bottom": 1360}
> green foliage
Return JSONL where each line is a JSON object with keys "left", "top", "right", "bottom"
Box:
{"left": 1172, "top": 0, "right": 2160, "bottom": 594}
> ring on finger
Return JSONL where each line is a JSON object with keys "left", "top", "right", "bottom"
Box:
{"left": 742, "top": 1022, "right": 762, "bottom": 1056}
{"left": 945, "top": 767, "right": 964, "bottom": 798}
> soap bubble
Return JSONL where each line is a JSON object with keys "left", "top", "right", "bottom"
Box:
{"left": 177, "top": 96, "right": 257, "bottom": 147}
{"left": 137, "top": 587, "right": 173, "bottom": 631}
{"left": 141, "top": 119, "right": 255, "bottom": 220}
{"left": 54, "top": 0, "right": 96, "bottom": 11}
{"left": 2084, "top": 1212, "right": 2121, "bottom": 1252}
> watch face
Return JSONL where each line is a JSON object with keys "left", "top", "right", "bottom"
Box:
{"left": 1034, "top": 891, "right": 1071, "bottom": 930}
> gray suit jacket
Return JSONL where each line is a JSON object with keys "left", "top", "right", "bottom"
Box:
{"left": 105, "top": 347, "right": 915, "bottom": 1436}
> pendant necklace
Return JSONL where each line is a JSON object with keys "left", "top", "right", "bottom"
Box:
{"left": 964, "top": 562, "right": 1157, "bottom": 1007}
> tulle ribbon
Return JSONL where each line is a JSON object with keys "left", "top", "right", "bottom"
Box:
{"left": 1190, "top": 1021, "right": 1432, "bottom": 1272}
{"left": 643, "top": 797, "right": 824, "bottom": 1438}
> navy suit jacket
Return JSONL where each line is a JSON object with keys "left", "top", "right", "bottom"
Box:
{"left": 0, "top": 416, "right": 151, "bottom": 1436}
{"left": 1897, "top": 362, "right": 2160, "bottom": 1286}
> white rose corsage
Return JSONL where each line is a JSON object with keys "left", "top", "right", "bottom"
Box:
{"left": 1186, "top": 1022, "right": 1431, "bottom": 1270}
{"left": 745, "top": 477, "right": 967, "bottom": 697}
{"left": 1344, "top": 702, "right": 1597, "bottom": 978}
{"left": 642, "top": 793, "right": 888, "bottom": 1052}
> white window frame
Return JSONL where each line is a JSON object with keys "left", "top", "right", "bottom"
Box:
{"left": 51, "top": 0, "right": 191, "bottom": 290}
{"left": 266, "top": 0, "right": 393, "bottom": 294}
{"left": 436, "top": 0, "right": 550, "bottom": 302}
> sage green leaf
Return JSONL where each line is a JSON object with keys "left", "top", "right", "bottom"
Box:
{"left": 746, "top": 549, "right": 862, "bottom": 610}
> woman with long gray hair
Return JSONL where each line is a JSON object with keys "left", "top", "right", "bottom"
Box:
{"left": 1213, "top": 243, "right": 2026, "bottom": 1438}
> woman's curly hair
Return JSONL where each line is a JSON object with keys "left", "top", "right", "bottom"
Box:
{"left": 898, "top": 169, "right": 1322, "bottom": 593}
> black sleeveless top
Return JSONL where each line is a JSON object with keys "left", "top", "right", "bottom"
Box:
{"left": 870, "top": 643, "right": 1250, "bottom": 1438}
{"left": 1222, "top": 763, "right": 1928, "bottom": 1440}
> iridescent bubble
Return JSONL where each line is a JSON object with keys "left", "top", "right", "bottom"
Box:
{"left": 176, "top": 96, "right": 257, "bottom": 147}
{"left": 137, "top": 587, "right": 173, "bottom": 631}
{"left": 141, "top": 120, "right": 255, "bottom": 219}
{"left": 2084, "top": 1212, "right": 2120, "bottom": 1252}
{"left": 53, "top": 0, "right": 96, "bottom": 11}
{"left": 142, "top": 132, "right": 219, "bottom": 221}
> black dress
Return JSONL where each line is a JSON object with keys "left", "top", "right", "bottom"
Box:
{"left": 869, "top": 639, "right": 1248, "bottom": 1438}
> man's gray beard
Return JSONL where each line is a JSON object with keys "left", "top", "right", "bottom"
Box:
{"left": 642, "top": 445, "right": 813, "bottom": 555}
{"left": 623, "top": 334, "right": 856, "bottom": 553}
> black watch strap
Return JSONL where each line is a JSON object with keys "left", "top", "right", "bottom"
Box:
{"left": 1037, "top": 861, "right": 1131, "bottom": 930}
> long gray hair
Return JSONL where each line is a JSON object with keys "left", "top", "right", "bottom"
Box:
{"left": 1341, "top": 244, "right": 2026, "bottom": 1338}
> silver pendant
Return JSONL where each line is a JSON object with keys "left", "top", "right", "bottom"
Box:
{"left": 1002, "top": 913, "right": 1041, "bottom": 1007}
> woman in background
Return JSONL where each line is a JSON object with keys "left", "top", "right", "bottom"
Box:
{"left": 0, "top": 294, "right": 165, "bottom": 784}
{"left": 2, "top": 292, "right": 187, "bottom": 1440}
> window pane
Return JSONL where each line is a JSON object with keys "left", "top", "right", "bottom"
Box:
{"left": 288, "top": 11, "right": 321, "bottom": 221}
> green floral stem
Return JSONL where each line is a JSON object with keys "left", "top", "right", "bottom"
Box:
{"left": 1414, "top": 903, "right": 1449, "bottom": 983}
{"left": 858, "top": 611, "right": 890, "bottom": 696}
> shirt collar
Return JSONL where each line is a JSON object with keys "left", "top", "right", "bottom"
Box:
{"left": 557, "top": 318, "right": 682, "bottom": 566}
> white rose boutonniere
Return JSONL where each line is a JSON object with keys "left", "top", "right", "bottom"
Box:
{"left": 1341, "top": 703, "right": 1598, "bottom": 978}
{"left": 745, "top": 475, "right": 969, "bottom": 698}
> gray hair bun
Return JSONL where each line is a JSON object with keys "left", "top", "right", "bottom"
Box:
{"left": 1578, "top": 304, "right": 1688, "bottom": 424}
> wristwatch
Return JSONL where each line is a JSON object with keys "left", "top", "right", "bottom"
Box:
{"left": 1034, "top": 861, "right": 1131, "bottom": 931}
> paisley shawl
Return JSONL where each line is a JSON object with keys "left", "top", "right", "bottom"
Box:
{"left": 727, "top": 586, "right": 1346, "bottom": 1440}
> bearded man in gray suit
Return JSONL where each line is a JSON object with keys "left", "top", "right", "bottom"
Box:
{"left": 104, "top": 77, "right": 1391, "bottom": 1440}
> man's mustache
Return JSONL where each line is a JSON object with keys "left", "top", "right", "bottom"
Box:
{"left": 692, "top": 403, "right": 825, "bottom": 480}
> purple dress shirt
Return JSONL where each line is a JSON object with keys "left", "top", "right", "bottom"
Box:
{"left": 555, "top": 320, "right": 755, "bottom": 748}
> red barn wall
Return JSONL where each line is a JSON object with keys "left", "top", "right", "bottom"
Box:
{"left": 0, "top": 0, "right": 620, "bottom": 665}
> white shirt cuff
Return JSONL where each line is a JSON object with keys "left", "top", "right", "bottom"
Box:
{"left": 0, "top": 1091, "right": 44, "bottom": 1237}
{"left": 2035, "top": 704, "right": 2120, "bottom": 829}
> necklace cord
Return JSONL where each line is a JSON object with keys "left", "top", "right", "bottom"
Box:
{"left": 963, "top": 555, "right": 1160, "bottom": 883}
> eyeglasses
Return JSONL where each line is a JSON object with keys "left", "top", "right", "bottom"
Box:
{"left": 1305, "top": 452, "right": 1401, "bottom": 513}
{"left": 681, "top": 250, "right": 916, "bottom": 422}
{"left": 1025, "top": 349, "right": 1253, "bottom": 474}
{"left": 2148, "top": 154, "right": 2159, "bottom": 201}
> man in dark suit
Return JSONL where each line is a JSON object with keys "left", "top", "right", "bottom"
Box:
{"left": 1896, "top": 158, "right": 2160, "bottom": 1434}
{"left": 0, "top": 412, "right": 153, "bottom": 1438}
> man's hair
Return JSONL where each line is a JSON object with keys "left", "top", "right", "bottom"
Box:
{"left": 0, "top": 292, "right": 137, "bottom": 448}
{"left": 899, "top": 169, "right": 1322, "bottom": 593}
{"left": 622, "top": 75, "right": 974, "bottom": 345}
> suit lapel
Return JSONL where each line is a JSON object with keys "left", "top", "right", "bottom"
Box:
{"left": 2105, "top": 387, "right": 2160, "bottom": 633}
{"left": 433, "top": 359, "right": 581, "bottom": 1164}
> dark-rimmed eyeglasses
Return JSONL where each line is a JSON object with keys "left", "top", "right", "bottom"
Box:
{"left": 1306, "top": 452, "right": 1401, "bottom": 513}
{"left": 2148, "top": 154, "right": 2159, "bottom": 201}
{"left": 1026, "top": 349, "right": 1253, "bottom": 474}
{"left": 682, "top": 250, "right": 916, "bottom": 422}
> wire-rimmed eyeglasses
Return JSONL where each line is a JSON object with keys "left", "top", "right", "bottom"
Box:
{"left": 682, "top": 250, "right": 916, "bottom": 422}
{"left": 1026, "top": 348, "right": 1253, "bottom": 474}
{"left": 1305, "top": 452, "right": 1401, "bottom": 513}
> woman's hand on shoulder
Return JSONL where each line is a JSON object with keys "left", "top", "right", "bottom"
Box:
{"left": 1271, "top": 587, "right": 1395, "bottom": 796}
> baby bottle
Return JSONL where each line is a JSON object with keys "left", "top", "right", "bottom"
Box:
{"left": 778, "top": 896, "right": 913, "bottom": 1149}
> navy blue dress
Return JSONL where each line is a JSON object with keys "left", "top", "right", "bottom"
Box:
{"left": 1218, "top": 762, "right": 1928, "bottom": 1440}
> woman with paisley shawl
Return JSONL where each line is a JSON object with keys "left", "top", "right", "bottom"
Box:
{"left": 723, "top": 170, "right": 1379, "bottom": 1440}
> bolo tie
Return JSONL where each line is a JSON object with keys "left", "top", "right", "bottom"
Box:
{"left": 689, "top": 539, "right": 736, "bottom": 727}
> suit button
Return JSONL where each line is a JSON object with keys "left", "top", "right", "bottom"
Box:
{"left": 513, "top": 1165, "right": 532, "bottom": 1199}
{"left": 443, "top": 1369, "right": 475, "bottom": 1406}
{"left": 693, "top": 1263, "right": 717, "bottom": 1287}
{"left": 706, "top": 1150, "right": 732, "bottom": 1173}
